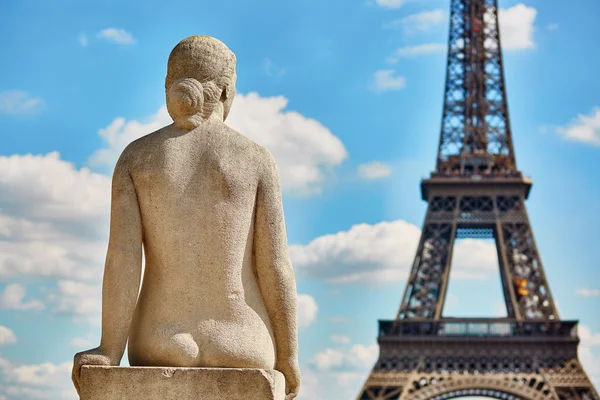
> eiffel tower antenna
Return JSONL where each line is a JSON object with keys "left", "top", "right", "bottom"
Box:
{"left": 357, "top": 0, "right": 599, "bottom": 398}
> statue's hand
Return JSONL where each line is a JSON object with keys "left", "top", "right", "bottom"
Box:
{"left": 277, "top": 359, "right": 300, "bottom": 400}
{"left": 72, "top": 347, "right": 116, "bottom": 395}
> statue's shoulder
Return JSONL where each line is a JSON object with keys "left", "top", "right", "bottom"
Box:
{"left": 222, "top": 124, "right": 277, "bottom": 171}
{"left": 115, "top": 125, "right": 173, "bottom": 171}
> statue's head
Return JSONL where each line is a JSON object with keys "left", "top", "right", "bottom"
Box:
{"left": 165, "top": 36, "right": 237, "bottom": 129}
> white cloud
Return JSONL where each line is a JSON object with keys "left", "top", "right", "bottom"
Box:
{"left": 311, "top": 348, "right": 345, "bottom": 370}
{"left": 498, "top": 4, "right": 537, "bottom": 50}
{"left": 0, "top": 218, "right": 105, "bottom": 281}
{"left": 69, "top": 337, "right": 94, "bottom": 348}
{"left": 6, "top": 362, "right": 73, "bottom": 387}
{"left": 303, "top": 341, "right": 378, "bottom": 399}
{"left": 299, "top": 342, "right": 378, "bottom": 399}
{"left": 345, "top": 343, "right": 379, "bottom": 368}
{"left": 0, "top": 284, "right": 44, "bottom": 311}
{"left": 357, "top": 161, "right": 392, "bottom": 180}
{"left": 334, "top": 371, "right": 370, "bottom": 389}
{"left": 69, "top": 331, "right": 98, "bottom": 349}
{"left": 51, "top": 280, "right": 101, "bottom": 324}
{"left": 450, "top": 238, "right": 499, "bottom": 279}
{"left": 0, "top": 91, "right": 44, "bottom": 116}
{"left": 78, "top": 33, "right": 88, "bottom": 47}
{"left": 387, "top": 9, "right": 446, "bottom": 33}
{"left": 0, "top": 153, "right": 109, "bottom": 224}
{"left": 0, "top": 151, "right": 109, "bottom": 337}
{"left": 311, "top": 343, "right": 378, "bottom": 371}
{"left": 370, "top": 70, "right": 406, "bottom": 92}
{"left": 555, "top": 107, "right": 600, "bottom": 147}
{"left": 89, "top": 93, "right": 348, "bottom": 195}
{"left": 228, "top": 93, "right": 347, "bottom": 194}
{"left": 387, "top": 43, "right": 446, "bottom": 63}
{"left": 579, "top": 325, "right": 600, "bottom": 390}
{"left": 375, "top": 0, "right": 405, "bottom": 9}
{"left": 0, "top": 358, "right": 77, "bottom": 400}
{"left": 331, "top": 335, "right": 351, "bottom": 345}
{"left": 0, "top": 152, "right": 110, "bottom": 281}
{"left": 577, "top": 288, "right": 600, "bottom": 297}
{"left": 290, "top": 220, "right": 419, "bottom": 284}
{"left": 297, "top": 367, "right": 371, "bottom": 400}
{"left": 290, "top": 220, "right": 499, "bottom": 284}
{"left": 87, "top": 106, "right": 171, "bottom": 168}
{"left": 97, "top": 28, "right": 135, "bottom": 45}
{"left": 580, "top": 325, "right": 600, "bottom": 347}
{"left": 0, "top": 326, "right": 17, "bottom": 346}
{"left": 297, "top": 294, "right": 318, "bottom": 328}
{"left": 295, "top": 368, "right": 323, "bottom": 399}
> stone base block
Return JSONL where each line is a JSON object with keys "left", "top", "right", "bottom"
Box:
{"left": 79, "top": 366, "right": 285, "bottom": 400}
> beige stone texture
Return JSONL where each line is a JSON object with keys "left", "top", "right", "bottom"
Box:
{"left": 72, "top": 35, "right": 300, "bottom": 400}
{"left": 79, "top": 366, "right": 285, "bottom": 400}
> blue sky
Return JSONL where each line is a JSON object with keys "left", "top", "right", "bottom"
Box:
{"left": 1, "top": 0, "right": 599, "bottom": 399}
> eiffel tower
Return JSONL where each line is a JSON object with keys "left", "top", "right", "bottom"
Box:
{"left": 357, "top": 0, "right": 599, "bottom": 399}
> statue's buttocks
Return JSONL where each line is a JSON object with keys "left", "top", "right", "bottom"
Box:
{"left": 125, "top": 123, "right": 276, "bottom": 369}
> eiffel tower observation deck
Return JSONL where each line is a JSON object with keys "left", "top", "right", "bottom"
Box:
{"left": 356, "top": 0, "right": 599, "bottom": 399}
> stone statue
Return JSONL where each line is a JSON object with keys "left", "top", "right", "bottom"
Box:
{"left": 72, "top": 36, "right": 300, "bottom": 400}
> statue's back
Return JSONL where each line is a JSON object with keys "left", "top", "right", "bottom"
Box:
{"left": 125, "top": 121, "right": 277, "bottom": 370}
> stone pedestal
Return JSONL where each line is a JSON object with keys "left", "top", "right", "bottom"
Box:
{"left": 79, "top": 366, "right": 285, "bottom": 400}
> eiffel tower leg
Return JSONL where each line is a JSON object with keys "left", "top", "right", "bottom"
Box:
{"left": 495, "top": 195, "right": 560, "bottom": 320}
{"left": 397, "top": 199, "right": 457, "bottom": 319}
{"left": 433, "top": 218, "right": 458, "bottom": 320}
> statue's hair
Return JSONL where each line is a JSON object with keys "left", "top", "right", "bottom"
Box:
{"left": 165, "top": 36, "right": 237, "bottom": 129}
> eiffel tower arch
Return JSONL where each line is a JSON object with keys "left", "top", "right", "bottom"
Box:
{"left": 357, "top": 0, "right": 598, "bottom": 399}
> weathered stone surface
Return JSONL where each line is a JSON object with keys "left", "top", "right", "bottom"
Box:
{"left": 72, "top": 35, "right": 300, "bottom": 399}
{"left": 79, "top": 366, "right": 285, "bottom": 400}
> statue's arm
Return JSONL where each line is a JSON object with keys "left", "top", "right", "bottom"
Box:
{"left": 98, "top": 150, "right": 143, "bottom": 362}
{"left": 253, "top": 150, "right": 300, "bottom": 399}
{"left": 72, "top": 149, "right": 143, "bottom": 394}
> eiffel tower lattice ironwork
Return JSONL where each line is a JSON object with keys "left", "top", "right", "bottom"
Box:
{"left": 357, "top": 0, "right": 599, "bottom": 399}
